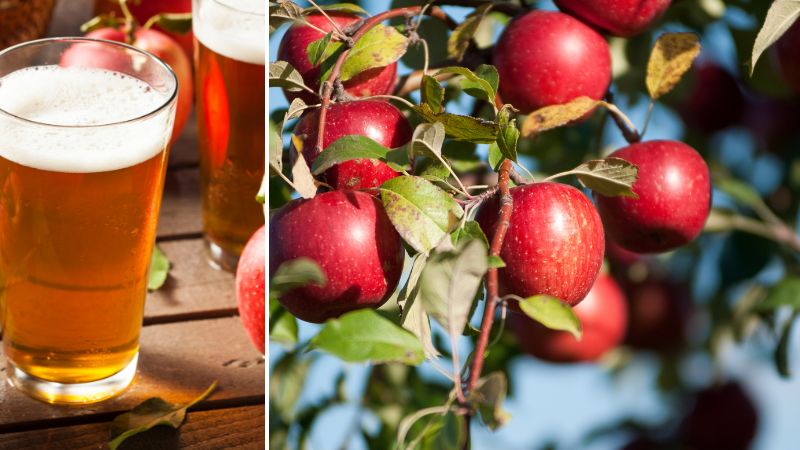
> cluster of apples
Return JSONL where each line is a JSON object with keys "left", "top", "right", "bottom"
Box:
{"left": 269, "top": 0, "right": 712, "bottom": 374}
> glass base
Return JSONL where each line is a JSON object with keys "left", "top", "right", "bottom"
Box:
{"left": 6, "top": 353, "right": 138, "bottom": 404}
{"left": 204, "top": 237, "right": 240, "bottom": 273}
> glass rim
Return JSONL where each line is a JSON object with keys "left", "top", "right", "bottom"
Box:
{"left": 210, "top": 0, "right": 265, "bottom": 17}
{"left": 0, "top": 37, "right": 178, "bottom": 129}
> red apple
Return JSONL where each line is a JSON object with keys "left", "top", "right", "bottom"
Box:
{"left": 776, "top": 20, "right": 800, "bottom": 94}
{"left": 554, "top": 0, "right": 671, "bottom": 37}
{"left": 509, "top": 272, "right": 628, "bottom": 363}
{"left": 492, "top": 10, "right": 611, "bottom": 114}
{"left": 595, "top": 140, "right": 711, "bottom": 253}
{"left": 680, "top": 382, "right": 759, "bottom": 450}
{"left": 269, "top": 191, "right": 404, "bottom": 323}
{"left": 292, "top": 100, "right": 412, "bottom": 190}
{"left": 62, "top": 27, "right": 193, "bottom": 144}
{"left": 277, "top": 13, "right": 397, "bottom": 104}
{"left": 93, "top": 0, "right": 194, "bottom": 61}
{"left": 476, "top": 182, "right": 605, "bottom": 306}
{"left": 624, "top": 277, "right": 692, "bottom": 352}
{"left": 236, "top": 225, "right": 265, "bottom": 354}
{"left": 678, "top": 63, "right": 745, "bottom": 135}
{"left": 741, "top": 93, "right": 800, "bottom": 152}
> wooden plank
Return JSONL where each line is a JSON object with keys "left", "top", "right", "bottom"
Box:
{"left": 46, "top": 0, "right": 93, "bottom": 38}
{"left": 158, "top": 167, "right": 203, "bottom": 239}
{"left": 146, "top": 238, "right": 238, "bottom": 322}
{"left": 0, "top": 317, "right": 264, "bottom": 431}
{"left": 0, "top": 404, "right": 265, "bottom": 450}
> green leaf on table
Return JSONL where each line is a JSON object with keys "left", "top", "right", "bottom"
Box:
{"left": 421, "top": 75, "right": 445, "bottom": 114}
{"left": 435, "top": 66, "right": 497, "bottom": 104}
{"left": 309, "top": 309, "right": 424, "bottom": 364}
{"left": 148, "top": 12, "right": 192, "bottom": 34}
{"left": 270, "top": 1, "right": 304, "bottom": 32}
{"left": 496, "top": 105, "right": 519, "bottom": 162}
{"left": 270, "top": 258, "right": 326, "bottom": 294}
{"left": 270, "top": 352, "right": 311, "bottom": 420}
{"left": 147, "top": 246, "right": 170, "bottom": 291}
{"left": 716, "top": 177, "right": 763, "bottom": 208}
{"left": 269, "top": 297, "right": 299, "bottom": 347}
{"left": 418, "top": 239, "right": 488, "bottom": 338}
{"left": 450, "top": 221, "right": 489, "bottom": 248}
{"left": 306, "top": 32, "right": 336, "bottom": 67}
{"left": 305, "top": 3, "right": 367, "bottom": 15}
{"left": 775, "top": 313, "right": 797, "bottom": 378}
{"left": 270, "top": 61, "right": 310, "bottom": 93}
{"left": 398, "top": 255, "right": 440, "bottom": 359}
{"left": 471, "top": 371, "right": 510, "bottom": 430}
{"left": 554, "top": 157, "right": 639, "bottom": 198}
{"left": 414, "top": 104, "right": 498, "bottom": 143}
{"left": 518, "top": 295, "right": 582, "bottom": 339}
{"left": 646, "top": 32, "right": 701, "bottom": 100}
{"left": 109, "top": 381, "right": 218, "bottom": 450}
{"left": 755, "top": 276, "right": 800, "bottom": 311}
{"left": 310, "top": 135, "right": 391, "bottom": 174}
{"left": 380, "top": 176, "right": 464, "bottom": 255}
{"left": 750, "top": 0, "right": 800, "bottom": 75}
{"left": 447, "top": 3, "right": 493, "bottom": 61}
{"left": 340, "top": 24, "right": 408, "bottom": 82}
{"left": 521, "top": 96, "right": 601, "bottom": 137}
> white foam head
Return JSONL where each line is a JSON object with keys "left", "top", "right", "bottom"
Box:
{"left": 0, "top": 66, "right": 175, "bottom": 173}
{"left": 193, "top": 0, "right": 266, "bottom": 65}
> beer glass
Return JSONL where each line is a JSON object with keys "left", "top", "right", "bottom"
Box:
{"left": 193, "top": 0, "right": 266, "bottom": 271}
{"left": 0, "top": 38, "right": 177, "bottom": 404}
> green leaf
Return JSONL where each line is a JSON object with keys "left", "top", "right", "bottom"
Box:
{"left": 447, "top": 3, "right": 493, "bottom": 61}
{"left": 496, "top": 105, "right": 519, "bottom": 162}
{"left": 310, "top": 135, "right": 391, "bottom": 174}
{"left": 646, "top": 32, "right": 701, "bottom": 100}
{"left": 398, "top": 255, "right": 440, "bottom": 359}
{"left": 418, "top": 239, "right": 488, "bottom": 338}
{"left": 109, "top": 382, "right": 217, "bottom": 450}
{"left": 269, "top": 119, "right": 283, "bottom": 176}
{"left": 147, "top": 246, "right": 170, "bottom": 291}
{"left": 306, "top": 32, "right": 336, "bottom": 67}
{"left": 751, "top": 0, "right": 800, "bottom": 75}
{"left": 270, "top": 258, "right": 327, "bottom": 295}
{"left": 518, "top": 295, "right": 582, "bottom": 339}
{"left": 270, "top": 61, "right": 310, "bottom": 93}
{"left": 775, "top": 313, "right": 797, "bottom": 378}
{"left": 488, "top": 142, "right": 503, "bottom": 171}
{"left": 435, "top": 66, "right": 497, "bottom": 104}
{"left": 414, "top": 104, "right": 498, "bottom": 143}
{"left": 256, "top": 175, "right": 267, "bottom": 205}
{"left": 149, "top": 12, "right": 192, "bottom": 34}
{"left": 397, "top": 405, "right": 449, "bottom": 449}
{"left": 471, "top": 372, "right": 510, "bottom": 430}
{"left": 270, "top": 1, "right": 304, "bottom": 32}
{"left": 270, "top": 352, "right": 311, "bottom": 421}
{"left": 306, "top": 3, "right": 368, "bottom": 15}
{"left": 488, "top": 255, "right": 505, "bottom": 269}
{"left": 380, "top": 176, "right": 463, "bottom": 255}
{"left": 428, "top": 413, "right": 467, "bottom": 450}
{"left": 309, "top": 309, "right": 424, "bottom": 364}
{"left": 340, "top": 24, "right": 408, "bottom": 82}
{"left": 421, "top": 75, "right": 445, "bottom": 114}
{"left": 555, "top": 157, "right": 639, "bottom": 198}
{"left": 450, "top": 221, "right": 489, "bottom": 248}
{"left": 755, "top": 276, "right": 800, "bottom": 311}
{"left": 408, "top": 122, "right": 446, "bottom": 161}
{"left": 269, "top": 297, "right": 299, "bottom": 347}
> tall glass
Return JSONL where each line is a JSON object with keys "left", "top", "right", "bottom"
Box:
{"left": 193, "top": 0, "right": 266, "bottom": 271}
{"left": 0, "top": 38, "right": 177, "bottom": 404}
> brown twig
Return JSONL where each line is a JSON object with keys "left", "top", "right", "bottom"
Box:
{"left": 605, "top": 92, "right": 641, "bottom": 144}
{"left": 461, "top": 159, "right": 513, "bottom": 449}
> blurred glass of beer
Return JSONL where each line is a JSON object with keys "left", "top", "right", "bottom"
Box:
{"left": 193, "top": 0, "right": 265, "bottom": 271}
{"left": 0, "top": 38, "right": 177, "bottom": 404}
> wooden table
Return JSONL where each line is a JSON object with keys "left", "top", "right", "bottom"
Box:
{"left": 0, "top": 1, "right": 266, "bottom": 448}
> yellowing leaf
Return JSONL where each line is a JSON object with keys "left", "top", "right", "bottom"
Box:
{"left": 341, "top": 24, "right": 408, "bottom": 82}
{"left": 521, "top": 97, "right": 600, "bottom": 137}
{"left": 646, "top": 33, "right": 701, "bottom": 99}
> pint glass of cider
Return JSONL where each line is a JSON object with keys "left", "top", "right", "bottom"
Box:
{"left": 0, "top": 38, "right": 177, "bottom": 404}
{"left": 193, "top": 0, "right": 265, "bottom": 271}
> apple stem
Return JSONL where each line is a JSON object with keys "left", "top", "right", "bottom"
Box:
{"left": 117, "top": 0, "right": 137, "bottom": 44}
{"left": 313, "top": 6, "right": 457, "bottom": 156}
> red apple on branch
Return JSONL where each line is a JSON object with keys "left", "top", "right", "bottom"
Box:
{"left": 269, "top": 191, "right": 404, "bottom": 323}
{"left": 476, "top": 182, "right": 605, "bottom": 306}
{"left": 554, "top": 0, "right": 671, "bottom": 37}
{"left": 236, "top": 225, "right": 265, "bottom": 354}
{"left": 492, "top": 10, "right": 611, "bottom": 114}
{"left": 680, "top": 382, "right": 759, "bottom": 450}
{"left": 292, "top": 100, "right": 412, "bottom": 190}
{"left": 510, "top": 272, "right": 628, "bottom": 363}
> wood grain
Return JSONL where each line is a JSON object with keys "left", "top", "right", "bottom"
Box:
{"left": 0, "top": 318, "right": 264, "bottom": 432}
{"left": 0, "top": 404, "right": 265, "bottom": 450}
